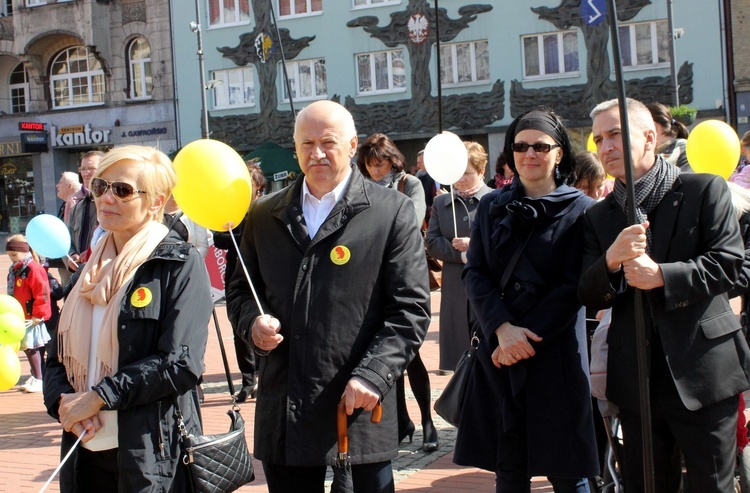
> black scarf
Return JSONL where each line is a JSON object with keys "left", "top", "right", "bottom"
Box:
{"left": 612, "top": 157, "right": 680, "bottom": 252}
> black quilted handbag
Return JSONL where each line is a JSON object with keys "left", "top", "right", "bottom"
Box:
{"left": 178, "top": 405, "right": 255, "bottom": 493}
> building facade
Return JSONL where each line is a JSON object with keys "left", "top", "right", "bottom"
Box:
{"left": 171, "top": 0, "right": 727, "bottom": 185}
{"left": 0, "top": 0, "right": 176, "bottom": 231}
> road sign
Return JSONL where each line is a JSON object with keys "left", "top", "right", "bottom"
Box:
{"left": 581, "top": 0, "right": 606, "bottom": 26}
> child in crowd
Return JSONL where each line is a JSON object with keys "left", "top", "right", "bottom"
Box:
{"left": 6, "top": 234, "right": 51, "bottom": 393}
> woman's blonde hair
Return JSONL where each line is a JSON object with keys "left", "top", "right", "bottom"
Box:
{"left": 464, "top": 141, "right": 488, "bottom": 175}
{"left": 94, "top": 145, "right": 176, "bottom": 222}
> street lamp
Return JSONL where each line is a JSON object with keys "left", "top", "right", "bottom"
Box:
{"left": 190, "top": 0, "right": 209, "bottom": 139}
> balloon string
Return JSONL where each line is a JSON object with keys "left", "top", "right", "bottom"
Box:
{"left": 450, "top": 185, "right": 458, "bottom": 240}
{"left": 66, "top": 255, "right": 78, "bottom": 269}
{"left": 39, "top": 429, "right": 86, "bottom": 492}
{"left": 227, "top": 224, "right": 266, "bottom": 318}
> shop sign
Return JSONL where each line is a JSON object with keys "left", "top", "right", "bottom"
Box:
{"left": 0, "top": 163, "right": 16, "bottom": 175}
{"left": 18, "top": 122, "right": 45, "bottom": 131}
{"left": 120, "top": 127, "right": 168, "bottom": 138}
{"left": 50, "top": 124, "right": 111, "bottom": 148}
{"left": 0, "top": 142, "right": 21, "bottom": 156}
{"left": 273, "top": 171, "right": 289, "bottom": 182}
{"left": 20, "top": 132, "right": 49, "bottom": 153}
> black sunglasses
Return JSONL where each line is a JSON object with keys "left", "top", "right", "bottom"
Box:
{"left": 91, "top": 177, "right": 145, "bottom": 202}
{"left": 511, "top": 142, "right": 561, "bottom": 153}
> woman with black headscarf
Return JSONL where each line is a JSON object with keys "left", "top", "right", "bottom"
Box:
{"left": 453, "top": 107, "right": 599, "bottom": 492}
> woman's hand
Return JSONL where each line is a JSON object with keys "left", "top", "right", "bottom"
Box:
{"left": 58, "top": 391, "right": 105, "bottom": 433}
{"left": 451, "top": 237, "right": 470, "bottom": 252}
{"left": 491, "top": 322, "right": 542, "bottom": 368}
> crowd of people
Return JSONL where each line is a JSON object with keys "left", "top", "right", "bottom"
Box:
{"left": 4, "top": 96, "right": 750, "bottom": 493}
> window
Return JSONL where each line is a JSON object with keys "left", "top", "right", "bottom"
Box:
{"left": 619, "top": 20, "right": 670, "bottom": 69}
{"left": 50, "top": 47, "right": 105, "bottom": 109}
{"left": 356, "top": 49, "right": 406, "bottom": 95}
{"left": 439, "top": 40, "right": 490, "bottom": 87}
{"left": 208, "top": 0, "right": 250, "bottom": 27}
{"left": 210, "top": 67, "right": 255, "bottom": 109}
{"left": 281, "top": 58, "right": 327, "bottom": 102}
{"left": 25, "top": 0, "right": 46, "bottom": 5}
{"left": 127, "top": 37, "right": 152, "bottom": 99}
{"left": 522, "top": 31, "right": 579, "bottom": 80}
{"left": 9, "top": 63, "right": 28, "bottom": 114}
{"left": 1, "top": 0, "right": 12, "bottom": 16}
{"left": 353, "top": 0, "right": 400, "bottom": 8}
{"left": 278, "top": 0, "right": 322, "bottom": 18}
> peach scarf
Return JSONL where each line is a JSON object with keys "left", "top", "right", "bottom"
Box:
{"left": 57, "top": 221, "right": 169, "bottom": 393}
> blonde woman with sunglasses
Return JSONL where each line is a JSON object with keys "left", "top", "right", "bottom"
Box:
{"left": 43, "top": 145, "right": 213, "bottom": 492}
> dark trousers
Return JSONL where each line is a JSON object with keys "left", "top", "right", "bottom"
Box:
{"left": 76, "top": 447, "right": 119, "bottom": 492}
{"left": 619, "top": 338, "right": 739, "bottom": 493}
{"left": 233, "top": 331, "right": 256, "bottom": 389}
{"left": 263, "top": 461, "right": 395, "bottom": 493}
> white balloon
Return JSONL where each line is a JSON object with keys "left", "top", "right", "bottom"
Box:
{"left": 423, "top": 131, "right": 468, "bottom": 185}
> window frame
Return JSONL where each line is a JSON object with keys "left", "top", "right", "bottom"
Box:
{"left": 280, "top": 58, "right": 327, "bottom": 103}
{"left": 618, "top": 19, "right": 671, "bottom": 71}
{"left": 9, "top": 63, "right": 28, "bottom": 114}
{"left": 438, "top": 40, "right": 490, "bottom": 88}
{"left": 49, "top": 47, "right": 106, "bottom": 110}
{"left": 351, "top": 0, "right": 400, "bottom": 9}
{"left": 209, "top": 67, "right": 256, "bottom": 110}
{"left": 521, "top": 30, "right": 580, "bottom": 81}
{"left": 355, "top": 48, "right": 407, "bottom": 96}
{"left": 207, "top": 0, "right": 251, "bottom": 28}
{"left": 276, "top": 0, "right": 322, "bottom": 19}
{"left": 127, "top": 37, "right": 152, "bottom": 100}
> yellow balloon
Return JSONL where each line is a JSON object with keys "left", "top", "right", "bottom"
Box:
{"left": 172, "top": 139, "right": 253, "bottom": 231}
{"left": 0, "top": 345, "right": 21, "bottom": 391}
{"left": 586, "top": 132, "right": 597, "bottom": 152}
{"left": 0, "top": 313, "right": 25, "bottom": 345}
{"left": 0, "top": 294, "right": 25, "bottom": 321}
{"left": 685, "top": 120, "right": 740, "bottom": 179}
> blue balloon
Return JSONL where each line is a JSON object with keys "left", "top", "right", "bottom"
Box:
{"left": 25, "top": 214, "right": 71, "bottom": 259}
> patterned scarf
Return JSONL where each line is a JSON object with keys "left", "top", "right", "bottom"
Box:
{"left": 369, "top": 171, "right": 396, "bottom": 187}
{"left": 612, "top": 157, "right": 680, "bottom": 252}
{"left": 57, "top": 221, "right": 169, "bottom": 392}
{"left": 7, "top": 254, "right": 31, "bottom": 297}
{"left": 456, "top": 181, "right": 484, "bottom": 199}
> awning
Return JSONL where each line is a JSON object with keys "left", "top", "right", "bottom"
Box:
{"left": 243, "top": 142, "right": 300, "bottom": 181}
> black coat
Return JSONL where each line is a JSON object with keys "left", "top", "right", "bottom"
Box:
{"left": 454, "top": 181, "right": 600, "bottom": 477}
{"left": 227, "top": 168, "right": 431, "bottom": 466}
{"left": 44, "top": 230, "right": 213, "bottom": 492}
{"left": 579, "top": 172, "right": 750, "bottom": 412}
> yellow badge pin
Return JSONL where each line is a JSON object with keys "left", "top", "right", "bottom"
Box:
{"left": 131, "top": 287, "right": 153, "bottom": 308}
{"left": 330, "top": 245, "right": 351, "bottom": 265}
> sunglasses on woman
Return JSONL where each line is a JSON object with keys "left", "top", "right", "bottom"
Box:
{"left": 511, "top": 142, "right": 561, "bottom": 153}
{"left": 91, "top": 177, "right": 146, "bottom": 202}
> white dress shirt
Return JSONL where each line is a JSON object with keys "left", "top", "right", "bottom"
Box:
{"left": 301, "top": 168, "right": 352, "bottom": 239}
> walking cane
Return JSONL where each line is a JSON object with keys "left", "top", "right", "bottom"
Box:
{"left": 212, "top": 306, "right": 235, "bottom": 396}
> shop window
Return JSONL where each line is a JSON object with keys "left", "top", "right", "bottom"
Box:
{"left": 208, "top": 0, "right": 250, "bottom": 27}
{"left": 127, "top": 37, "right": 152, "bottom": 99}
{"left": 9, "top": 63, "right": 28, "bottom": 114}
{"left": 356, "top": 49, "right": 406, "bottom": 95}
{"left": 210, "top": 67, "right": 255, "bottom": 109}
{"left": 278, "top": 0, "right": 322, "bottom": 18}
{"left": 49, "top": 47, "right": 105, "bottom": 109}
{"left": 618, "top": 20, "right": 670, "bottom": 70}
{"left": 522, "top": 30, "right": 579, "bottom": 80}
{"left": 439, "top": 40, "right": 490, "bottom": 87}
{"left": 0, "top": 156, "right": 35, "bottom": 233}
{"left": 281, "top": 58, "right": 326, "bottom": 102}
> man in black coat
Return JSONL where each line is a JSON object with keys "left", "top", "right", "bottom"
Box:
{"left": 579, "top": 98, "right": 750, "bottom": 492}
{"left": 227, "top": 100, "right": 430, "bottom": 493}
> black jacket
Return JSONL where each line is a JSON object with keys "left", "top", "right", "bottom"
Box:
{"left": 227, "top": 168, "right": 431, "bottom": 466}
{"left": 44, "top": 229, "right": 213, "bottom": 492}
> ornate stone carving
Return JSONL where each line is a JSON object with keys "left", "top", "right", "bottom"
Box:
{"left": 510, "top": 0, "right": 693, "bottom": 124}
{"left": 346, "top": 1, "right": 502, "bottom": 134}
{"left": 0, "top": 16, "right": 13, "bottom": 41}
{"left": 122, "top": 2, "right": 146, "bottom": 24}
